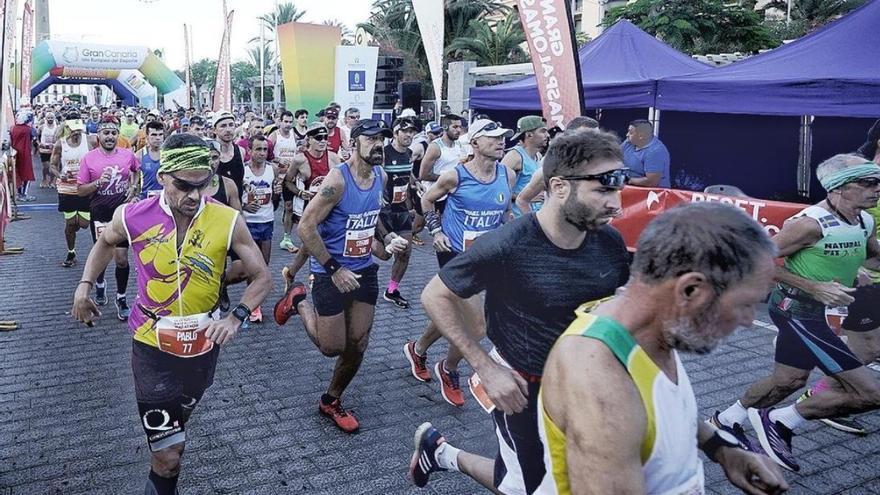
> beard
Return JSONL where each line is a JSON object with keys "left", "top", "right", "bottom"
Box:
{"left": 562, "top": 193, "right": 618, "bottom": 231}
{"left": 361, "top": 145, "right": 384, "bottom": 165}
{"left": 662, "top": 299, "right": 738, "bottom": 355}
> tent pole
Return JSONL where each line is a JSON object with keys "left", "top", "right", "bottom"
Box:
{"left": 796, "top": 115, "right": 813, "bottom": 198}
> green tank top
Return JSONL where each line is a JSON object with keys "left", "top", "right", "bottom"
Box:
{"left": 866, "top": 204, "right": 880, "bottom": 282}
{"left": 785, "top": 205, "right": 874, "bottom": 288}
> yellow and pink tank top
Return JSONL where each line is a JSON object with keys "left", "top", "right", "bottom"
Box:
{"left": 122, "top": 193, "right": 238, "bottom": 348}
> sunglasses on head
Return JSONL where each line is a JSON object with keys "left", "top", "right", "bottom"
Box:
{"left": 169, "top": 172, "right": 214, "bottom": 193}
{"left": 558, "top": 169, "right": 630, "bottom": 188}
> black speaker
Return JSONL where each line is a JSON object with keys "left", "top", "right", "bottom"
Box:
{"left": 399, "top": 82, "right": 422, "bottom": 111}
{"left": 375, "top": 56, "right": 404, "bottom": 110}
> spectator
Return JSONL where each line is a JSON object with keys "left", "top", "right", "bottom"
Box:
{"left": 622, "top": 119, "right": 670, "bottom": 188}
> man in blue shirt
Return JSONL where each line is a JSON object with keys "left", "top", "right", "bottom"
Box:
{"left": 622, "top": 119, "right": 670, "bottom": 188}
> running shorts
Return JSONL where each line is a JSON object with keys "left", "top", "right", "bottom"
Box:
{"left": 311, "top": 264, "right": 379, "bottom": 316}
{"left": 58, "top": 194, "right": 90, "bottom": 214}
{"left": 246, "top": 221, "right": 274, "bottom": 242}
{"left": 436, "top": 250, "right": 458, "bottom": 269}
{"left": 768, "top": 288, "right": 862, "bottom": 375}
{"left": 131, "top": 340, "right": 220, "bottom": 451}
{"left": 493, "top": 380, "right": 546, "bottom": 495}
{"left": 89, "top": 219, "right": 129, "bottom": 248}
{"left": 843, "top": 284, "right": 880, "bottom": 333}
{"left": 379, "top": 207, "right": 412, "bottom": 234}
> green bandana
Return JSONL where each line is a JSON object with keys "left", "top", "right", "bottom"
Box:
{"left": 158, "top": 146, "right": 212, "bottom": 174}
{"left": 820, "top": 163, "right": 880, "bottom": 192}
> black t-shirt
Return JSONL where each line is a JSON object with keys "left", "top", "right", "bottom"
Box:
{"left": 383, "top": 143, "right": 414, "bottom": 211}
{"left": 439, "top": 214, "right": 630, "bottom": 376}
{"left": 217, "top": 144, "right": 245, "bottom": 194}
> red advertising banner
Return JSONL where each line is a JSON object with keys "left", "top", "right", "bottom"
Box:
{"left": 212, "top": 11, "right": 234, "bottom": 112}
{"left": 516, "top": 0, "right": 584, "bottom": 129}
{"left": 612, "top": 187, "right": 805, "bottom": 250}
{"left": 19, "top": 0, "right": 32, "bottom": 104}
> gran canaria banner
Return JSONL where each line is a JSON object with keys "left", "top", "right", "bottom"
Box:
{"left": 278, "top": 22, "right": 341, "bottom": 113}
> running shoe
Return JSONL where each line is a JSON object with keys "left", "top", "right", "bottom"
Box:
{"left": 411, "top": 233, "right": 425, "bottom": 246}
{"left": 706, "top": 411, "right": 756, "bottom": 452}
{"left": 95, "top": 285, "right": 108, "bottom": 306}
{"left": 274, "top": 282, "right": 307, "bottom": 325}
{"left": 434, "top": 360, "right": 465, "bottom": 407}
{"left": 403, "top": 340, "right": 431, "bottom": 382}
{"left": 868, "top": 360, "right": 880, "bottom": 373}
{"left": 797, "top": 390, "right": 867, "bottom": 435}
{"left": 279, "top": 234, "right": 297, "bottom": 252}
{"left": 115, "top": 297, "right": 130, "bottom": 321}
{"left": 17, "top": 195, "right": 35, "bottom": 202}
{"left": 318, "top": 397, "right": 359, "bottom": 433}
{"left": 249, "top": 306, "right": 263, "bottom": 323}
{"left": 61, "top": 251, "right": 77, "bottom": 268}
{"left": 383, "top": 289, "right": 410, "bottom": 309}
{"left": 748, "top": 407, "right": 800, "bottom": 472}
{"left": 409, "top": 422, "right": 447, "bottom": 487}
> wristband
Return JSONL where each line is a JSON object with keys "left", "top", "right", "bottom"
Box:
{"left": 425, "top": 210, "right": 442, "bottom": 234}
{"left": 322, "top": 257, "right": 342, "bottom": 275}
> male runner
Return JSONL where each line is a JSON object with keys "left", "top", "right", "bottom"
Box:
{"left": 274, "top": 119, "right": 406, "bottom": 433}
{"left": 188, "top": 116, "right": 206, "bottom": 138}
{"left": 120, "top": 110, "right": 140, "bottom": 142}
{"left": 292, "top": 108, "right": 309, "bottom": 145}
{"left": 76, "top": 116, "right": 138, "bottom": 320}
{"left": 71, "top": 133, "right": 271, "bottom": 495}
{"left": 339, "top": 107, "right": 360, "bottom": 144}
{"left": 134, "top": 110, "right": 160, "bottom": 152}
{"left": 49, "top": 116, "right": 94, "bottom": 267}
{"left": 236, "top": 114, "right": 275, "bottom": 162}
{"left": 502, "top": 116, "right": 548, "bottom": 217}
{"left": 270, "top": 110, "right": 299, "bottom": 252}
{"left": 240, "top": 135, "right": 280, "bottom": 323}
{"left": 279, "top": 123, "right": 341, "bottom": 286}
{"left": 405, "top": 119, "right": 516, "bottom": 407}
{"left": 137, "top": 121, "right": 166, "bottom": 199}
{"left": 380, "top": 117, "right": 418, "bottom": 308}
{"left": 410, "top": 121, "right": 443, "bottom": 245}
{"left": 525, "top": 203, "right": 785, "bottom": 495}
{"left": 322, "top": 107, "right": 350, "bottom": 159}
{"left": 418, "top": 114, "right": 464, "bottom": 201}
{"left": 38, "top": 111, "right": 59, "bottom": 188}
{"left": 214, "top": 111, "right": 248, "bottom": 194}
{"left": 712, "top": 154, "right": 880, "bottom": 472}
{"left": 408, "top": 129, "right": 632, "bottom": 494}
{"left": 86, "top": 106, "right": 101, "bottom": 135}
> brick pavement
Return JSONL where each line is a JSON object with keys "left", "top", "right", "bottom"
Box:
{"left": 2, "top": 187, "right": 880, "bottom": 494}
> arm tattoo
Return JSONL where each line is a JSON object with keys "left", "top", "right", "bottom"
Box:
{"left": 320, "top": 185, "right": 336, "bottom": 198}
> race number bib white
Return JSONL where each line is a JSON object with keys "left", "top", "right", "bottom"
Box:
{"left": 57, "top": 170, "right": 79, "bottom": 195}
{"left": 392, "top": 185, "right": 408, "bottom": 204}
{"left": 250, "top": 186, "right": 272, "bottom": 206}
{"left": 146, "top": 189, "right": 162, "bottom": 198}
{"left": 154, "top": 312, "right": 216, "bottom": 358}
{"left": 344, "top": 227, "right": 375, "bottom": 258}
{"left": 94, "top": 220, "right": 109, "bottom": 238}
{"left": 462, "top": 230, "right": 486, "bottom": 251}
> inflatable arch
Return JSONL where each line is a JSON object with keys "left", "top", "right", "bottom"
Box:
{"left": 30, "top": 41, "right": 187, "bottom": 109}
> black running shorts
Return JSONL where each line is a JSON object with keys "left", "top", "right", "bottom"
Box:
{"left": 58, "top": 194, "right": 90, "bottom": 213}
{"left": 131, "top": 340, "right": 220, "bottom": 451}
{"left": 436, "top": 250, "right": 458, "bottom": 269}
{"left": 89, "top": 219, "right": 129, "bottom": 248}
{"left": 311, "top": 264, "right": 379, "bottom": 316}
{"left": 493, "top": 380, "right": 546, "bottom": 495}
{"left": 379, "top": 207, "right": 412, "bottom": 234}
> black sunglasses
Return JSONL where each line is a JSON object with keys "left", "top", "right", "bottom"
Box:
{"left": 169, "top": 172, "right": 214, "bottom": 193}
{"left": 853, "top": 177, "right": 880, "bottom": 188}
{"left": 558, "top": 169, "right": 630, "bottom": 188}
{"left": 311, "top": 134, "right": 328, "bottom": 141}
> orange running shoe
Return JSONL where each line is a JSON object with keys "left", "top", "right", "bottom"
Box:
{"left": 434, "top": 360, "right": 465, "bottom": 407}
{"left": 403, "top": 341, "right": 431, "bottom": 382}
{"left": 319, "top": 397, "right": 359, "bottom": 433}
{"left": 274, "top": 282, "right": 307, "bottom": 325}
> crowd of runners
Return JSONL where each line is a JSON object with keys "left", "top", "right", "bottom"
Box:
{"left": 6, "top": 97, "right": 880, "bottom": 494}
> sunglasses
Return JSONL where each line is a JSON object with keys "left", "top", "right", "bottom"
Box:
{"left": 169, "top": 172, "right": 214, "bottom": 193}
{"left": 853, "top": 177, "right": 880, "bottom": 188}
{"left": 558, "top": 169, "right": 630, "bottom": 188}
{"left": 311, "top": 134, "right": 328, "bottom": 141}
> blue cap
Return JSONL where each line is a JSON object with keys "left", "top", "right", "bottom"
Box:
{"left": 426, "top": 122, "right": 442, "bottom": 134}
{"left": 180, "top": 117, "right": 191, "bottom": 125}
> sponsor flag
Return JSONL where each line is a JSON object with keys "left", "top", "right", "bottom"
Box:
{"left": 1, "top": 0, "right": 20, "bottom": 139}
{"left": 183, "top": 24, "right": 192, "bottom": 108}
{"left": 19, "top": 0, "right": 32, "bottom": 104}
{"left": 516, "top": 0, "right": 584, "bottom": 128}
{"left": 212, "top": 11, "right": 234, "bottom": 112}
{"left": 333, "top": 46, "right": 378, "bottom": 118}
{"left": 412, "top": 0, "right": 443, "bottom": 115}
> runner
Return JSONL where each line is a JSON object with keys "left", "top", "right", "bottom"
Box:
{"left": 136, "top": 121, "right": 166, "bottom": 199}
{"left": 418, "top": 114, "right": 465, "bottom": 203}
{"left": 86, "top": 106, "right": 101, "bottom": 135}
{"left": 322, "top": 107, "right": 350, "bottom": 159}
{"left": 214, "top": 111, "right": 248, "bottom": 194}
{"left": 236, "top": 114, "right": 275, "bottom": 163}
{"left": 270, "top": 110, "right": 299, "bottom": 252}
{"left": 38, "top": 111, "right": 59, "bottom": 188}
{"left": 240, "top": 135, "right": 280, "bottom": 323}
{"left": 204, "top": 139, "right": 241, "bottom": 211}
{"left": 70, "top": 133, "right": 271, "bottom": 495}
{"left": 520, "top": 203, "right": 785, "bottom": 495}
{"left": 49, "top": 116, "right": 94, "bottom": 267}
{"left": 380, "top": 117, "right": 418, "bottom": 308}
{"left": 76, "top": 116, "right": 139, "bottom": 319}
{"left": 501, "top": 116, "right": 548, "bottom": 217}
{"left": 120, "top": 110, "right": 140, "bottom": 143}
{"left": 405, "top": 119, "right": 516, "bottom": 407}
{"left": 279, "top": 122, "right": 341, "bottom": 287}
{"left": 407, "top": 129, "right": 631, "bottom": 494}
{"left": 292, "top": 108, "right": 309, "bottom": 146}
{"left": 409, "top": 121, "right": 443, "bottom": 246}
{"left": 188, "top": 116, "right": 206, "bottom": 138}
{"left": 273, "top": 119, "right": 406, "bottom": 433}
{"left": 711, "top": 154, "right": 880, "bottom": 472}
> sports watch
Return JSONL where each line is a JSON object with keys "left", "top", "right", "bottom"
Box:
{"left": 702, "top": 429, "right": 743, "bottom": 462}
{"left": 230, "top": 303, "right": 252, "bottom": 324}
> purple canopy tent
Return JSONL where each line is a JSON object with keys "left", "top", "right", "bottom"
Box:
{"left": 469, "top": 20, "right": 710, "bottom": 111}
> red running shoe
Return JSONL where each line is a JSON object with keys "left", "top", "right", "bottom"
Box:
{"left": 319, "top": 397, "right": 359, "bottom": 433}
{"left": 274, "top": 282, "right": 307, "bottom": 325}
{"left": 403, "top": 340, "right": 431, "bottom": 382}
{"left": 434, "top": 360, "right": 465, "bottom": 407}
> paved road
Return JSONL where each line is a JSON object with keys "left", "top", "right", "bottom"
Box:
{"left": 2, "top": 187, "right": 880, "bottom": 494}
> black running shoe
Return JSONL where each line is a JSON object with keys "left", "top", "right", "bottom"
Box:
{"left": 61, "top": 251, "right": 76, "bottom": 268}
{"left": 707, "top": 411, "right": 757, "bottom": 452}
{"left": 409, "top": 422, "right": 447, "bottom": 487}
{"left": 116, "top": 297, "right": 130, "bottom": 321}
{"left": 95, "top": 285, "right": 108, "bottom": 306}
{"left": 383, "top": 289, "right": 410, "bottom": 309}
{"left": 749, "top": 407, "right": 800, "bottom": 472}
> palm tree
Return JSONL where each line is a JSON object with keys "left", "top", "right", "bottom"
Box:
{"left": 246, "top": 43, "right": 275, "bottom": 73}
{"left": 259, "top": 1, "right": 307, "bottom": 31}
{"left": 446, "top": 13, "right": 527, "bottom": 67}
{"left": 323, "top": 19, "right": 354, "bottom": 45}
{"left": 766, "top": 0, "right": 865, "bottom": 27}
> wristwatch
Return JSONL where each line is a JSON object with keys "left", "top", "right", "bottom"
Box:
{"left": 702, "top": 429, "right": 743, "bottom": 462}
{"left": 230, "top": 303, "right": 252, "bottom": 323}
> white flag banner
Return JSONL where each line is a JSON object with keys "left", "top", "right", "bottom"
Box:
{"left": 333, "top": 46, "right": 379, "bottom": 119}
{"left": 1, "top": 0, "right": 20, "bottom": 141}
{"left": 19, "top": 0, "right": 32, "bottom": 105}
{"left": 212, "top": 11, "right": 234, "bottom": 112}
{"left": 412, "top": 0, "right": 444, "bottom": 114}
